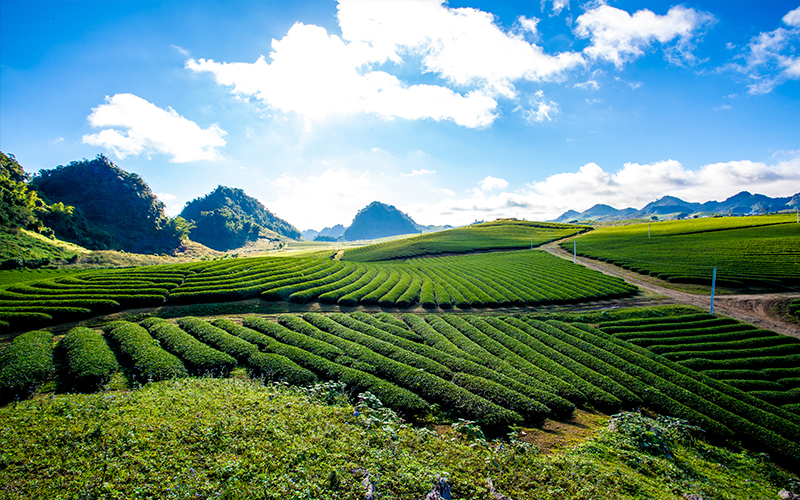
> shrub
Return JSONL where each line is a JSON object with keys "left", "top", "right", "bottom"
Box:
{"left": 0, "top": 330, "right": 54, "bottom": 401}
{"left": 55, "top": 327, "right": 118, "bottom": 392}
{"left": 103, "top": 321, "right": 188, "bottom": 383}
{"left": 140, "top": 318, "right": 237, "bottom": 376}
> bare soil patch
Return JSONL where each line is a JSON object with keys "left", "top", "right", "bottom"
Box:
{"left": 519, "top": 409, "right": 608, "bottom": 454}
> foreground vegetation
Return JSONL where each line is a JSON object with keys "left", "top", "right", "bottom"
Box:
{"left": 564, "top": 214, "right": 800, "bottom": 287}
{"left": 343, "top": 219, "right": 589, "bottom": 261}
{"left": 0, "top": 250, "right": 635, "bottom": 330}
{"left": 0, "top": 377, "right": 796, "bottom": 500}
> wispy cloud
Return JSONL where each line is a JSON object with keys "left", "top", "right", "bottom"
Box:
{"left": 82, "top": 93, "right": 227, "bottom": 163}
{"left": 401, "top": 169, "right": 436, "bottom": 177}
{"left": 724, "top": 6, "right": 800, "bottom": 94}
{"left": 171, "top": 45, "right": 189, "bottom": 56}
{"left": 521, "top": 90, "right": 559, "bottom": 123}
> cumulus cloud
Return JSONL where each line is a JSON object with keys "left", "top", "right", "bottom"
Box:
{"left": 480, "top": 175, "right": 509, "bottom": 191}
{"left": 187, "top": 0, "right": 583, "bottom": 128}
{"left": 82, "top": 94, "right": 227, "bottom": 163}
{"left": 405, "top": 157, "right": 800, "bottom": 225}
{"left": 725, "top": 6, "right": 800, "bottom": 94}
{"left": 573, "top": 79, "right": 599, "bottom": 90}
{"left": 575, "top": 4, "right": 715, "bottom": 68}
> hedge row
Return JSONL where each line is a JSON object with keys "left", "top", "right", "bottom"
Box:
{"left": 679, "top": 353, "right": 800, "bottom": 371}
{"left": 274, "top": 315, "right": 523, "bottom": 429}
{"left": 330, "top": 313, "right": 565, "bottom": 416}
{"left": 377, "top": 270, "right": 413, "bottom": 307}
{"left": 319, "top": 266, "right": 378, "bottom": 304}
{"left": 663, "top": 343, "right": 800, "bottom": 362}
{"left": 140, "top": 318, "right": 237, "bottom": 376}
{"left": 261, "top": 262, "right": 346, "bottom": 301}
{"left": 176, "top": 317, "right": 316, "bottom": 385}
{"left": 601, "top": 317, "right": 733, "bottom": 334}
{"left": 648, "top": 334, "right": 792, "bottom": 354}
{"left": 703, "top": 368, "right": 800, "bottom": 382}
{"left": 597, "top": 313, "right": 714, "bottom": 328}
{"left": 479, "top": 317, "right": 623, "bottom": 411}
{"left": 360, "top": 270, "right": 401, "bottom": 305}
{"left": 626, "top": 329, "right": 773, "bottom": 347}
{"left": 336, "top": 268, "right": 388, "bottom": 306}
{"left": 0, "top": 330, "right": 54, "bottom": 401}
{"left": 102, "top": 321, "right": 188, "bottom": 383}
{"left": 230, "top": 317, "right": 429, "bottom": 416}
{"left": 565, "top": 322, "right": 800, "bottom": 462}
{"left": 55, "top": 327, "right": 118, "bottom": 392}
{"left": 616, "top": 323, "right": 758, "bottom": 341}
{"left": 350, "top": 311, "right": 422, "bottom": 342}
{"left": 288, "top": 263, "right": 363, "bottom": 303}
{"left": 451, "top": 372, "right": 549, "bottom": 423}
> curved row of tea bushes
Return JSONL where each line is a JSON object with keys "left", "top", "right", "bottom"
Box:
{"left": 501, "top": 317, "right": 641, "bottom": 407}
{"left": 276, "top": 315, "right": 523, "bottom": 429}
{"left": 601, "top": 317, "right": 734, "bottom": 334}
{"left": 679, "top": 353, "right": 800, "bottom": 371}
{"left": 597, "top": 313, "right": 714, "bottom": 329}
{"left": 287, "top": 263, "right": 364, "bottom": 303}
{"left": 662, "top": 343, "right": 800, "bottom": 362}
{"left": 102, "top": 321, "right": 188, "bottom": 383}
{"left": 351, "top": 311, "right": 423, "bottom": 342}
{"left": 318, "top": 266, "right": 378, "bottom": 304}
{"left": 377, "top": 270, "right": 414, "bottom": 308}
{"left": 335, "top": 268, "right": 389, "bottom": 306}
{"left": 140, "top": 318, "right": 237, "bottom": 376}
{"left": 564, "top": 322, "right": 800, "bottom": 462}
{"left": 328, "top": 313, "right": 565, "bottom": 416}
{"left": 261, "top": 262, "right": 348, "bottom": 301}
{"left": 626, "top": 328, "right": 772, "bottom": 347}
{"left": 451, "top": 372, "right": 549, "bottom": 422}
{"left": 228, "top": 317, "right": 429, "bottom": 416}
{"left": 648, "top": 334, "right": 795, "bottom": 354}
{"left": 303, "top": 313, "right": 453, "bottom": 380}
{"left": 475, "top": 317, "right": 622, "bottom": 410}
{"left": 175, "top": 317, "right": 316, "bottom": 385}
{"left": 394, "top": 270, "right": 423, "bottom": 308}
{"left": 54, "top": 327, "right": 118, "bottom": 392}
{"left": 359, "top": 269, "right": 402, "bottom": 305}
{"left": 615, "top": 323, "right": 757, "bottom": 341}
{"left": 0, "top": 330, "right": 54, "bottom": 401}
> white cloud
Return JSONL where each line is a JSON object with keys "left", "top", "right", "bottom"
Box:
{"left": 725, "top": 7, "right": 800, "bottom": 94}
{"left": 575, "top": 5, "right": 715, "bottom": 68}
{"left": 785, "top": 6, "right": 800, "bottom": 28}
{"left": 432, "top": 187, "right": 456, "bottom": 197}
{"left": 156, "top": 192, "right": 177, "bottom": 201}
{"left": 172, "top": 45, "right": 190, "bottom": 56}
{"left": 541, "top": 0, "right": 569, "bottom": 17}
{"left": 573, "top": 79, "right": 599, "bottom": 90}
{"left": 51, "top": 137, "right": 64, "bottom": 145}
{"left": 401, "top": 169, "right": 436, "bottom": 177}
{"left": 479, "top": 175, "right": 509, "bottom": 191}
{"left": 521, "top": 90, "right": 559, "bottom": 123}
{"left": 82, "top": 94, "right": 227, "bottom": 163}
{"left": 187, "top": 0, "right": 583, "bottom": 128}
{"left": 404, "top": 157, "right": 800, "bottom": 225}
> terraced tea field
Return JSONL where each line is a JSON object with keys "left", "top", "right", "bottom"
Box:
{"left": 596, "top": 312, "right": 800, "bottom": 412}
{"left": 2, "top": 311, "right": 798, "bottom": 466}
{"left": 562, "top": 214, "right": 800, "bottom": 287}
{"left": 343, "top": 219, "right": 589, "bottom": 261}
{"left": 0, "top": 250, "right": 635, "bottom": 331}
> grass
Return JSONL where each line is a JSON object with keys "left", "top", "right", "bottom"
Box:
{"left": 0, "top": 228, "right": 87, "bottom": 262}
{"left": 0, "top": 377, "right": 796, "bottom": 500}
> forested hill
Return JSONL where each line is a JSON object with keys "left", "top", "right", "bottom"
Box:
{"left": 30, "top": 155, "right": 182, "bottom": 253}
{"left": 180, "top": 185, "right": 301, "bottom": 251}
{"left": 342, "top": 201, "right": 419, "bottom": 241}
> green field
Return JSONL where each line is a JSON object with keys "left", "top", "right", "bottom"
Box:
{"left": 343, "top": 219, "right": 590, "bottom": 261}
{"left": 562, "top": 214, "right": 800, "bottom": 287}
{"left": 3, "top": 311, "right": 799, "bottom": 467}
{"left": 0, "top": 250, "right": 636, "bottom": 331}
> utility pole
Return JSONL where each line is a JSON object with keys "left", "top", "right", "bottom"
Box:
{"left": 710, "top": 267, "right": 717, "bottom": 315}
{"left": 573, "top": 240, "right": 577, "bottom": 264}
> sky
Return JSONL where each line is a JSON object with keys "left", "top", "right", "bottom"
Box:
{"left": 2, "top": 0, "right": 800, "bottom": 231}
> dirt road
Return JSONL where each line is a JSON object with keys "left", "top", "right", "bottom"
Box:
{"left": 542, "top": 243, "right": 800, "bottom": 338}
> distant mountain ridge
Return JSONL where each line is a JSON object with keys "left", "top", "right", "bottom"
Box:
{"left": 551, "top": 191, "right": 800, "bottom": 223}
{"left": 180, "top": 185, "right": 301, "bottom": 251}
{"left": 342, "top": 201, "right": 419, "bottom": 241}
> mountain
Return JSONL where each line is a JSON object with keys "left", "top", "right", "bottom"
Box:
{"left": 30, "top": 155, "right": 181, "bottom": 253}
{"left": 302, "top": 224, "right": 346, "bottom": 241}
{"left": 551, "top": 191, "right": 799, "bottom": 223}
{"left": 180, "top": 185, "right": 301, "bottom": 251}
{"left": 342, "top": 201, "right": 419, "bottom": 241}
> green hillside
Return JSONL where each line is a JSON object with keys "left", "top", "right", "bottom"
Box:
{"left": 0, "top": 228, "right": 87, "bottom": 263}
{"left": 343, "top": 219, "right": 590, "bottom": 261}
{"left": 180, "top": 185, "right": 301, "bottom": 251}
{"left": 564, "top": 214, "right": 800, "bottom": 287}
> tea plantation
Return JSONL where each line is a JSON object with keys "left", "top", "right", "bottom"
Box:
{"left": 562, "top": 213, "right": 800, "bottom": 286}
{"left": 0, "top": 250, "right": 636, "bottom": 331}
{"left": 2, "top": 311, "right": 799, "bottom": 469}
{"left": 342, "top": 219, "right": 590, "bottom": 261}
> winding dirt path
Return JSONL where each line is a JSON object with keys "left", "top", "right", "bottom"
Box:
{"left": 542, "top": 243, "right": 800, "bottom": 338}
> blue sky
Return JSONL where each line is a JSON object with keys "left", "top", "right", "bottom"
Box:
{"left": 2, "top": 0, "right": 799, "bottom": 230}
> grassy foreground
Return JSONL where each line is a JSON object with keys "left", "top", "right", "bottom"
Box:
{"left": 0, "top": 377, "right": 795, "bottom": 500}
